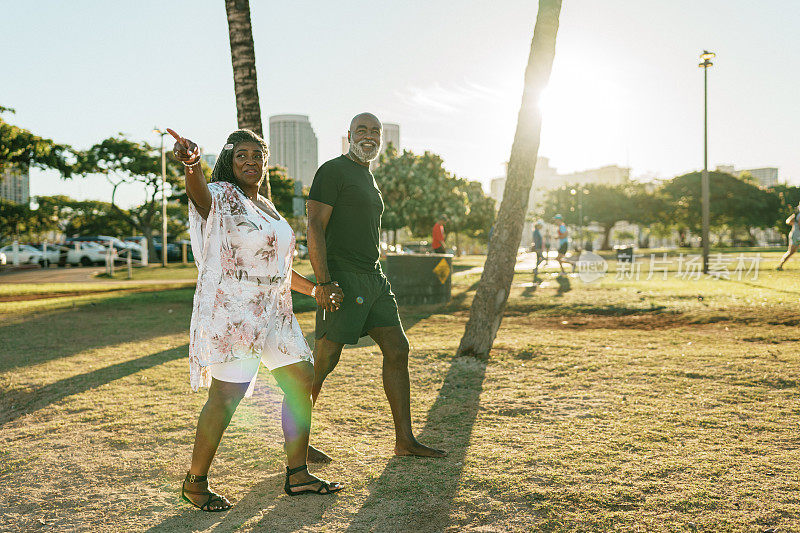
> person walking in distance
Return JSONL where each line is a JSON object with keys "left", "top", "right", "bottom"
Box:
{"left": 432, "top": 215, "right": 447, "bottom": 254}
{"left": 553, "top": 214, "right": 572, "bottom": 274}
{"left": 777, "top": 202, "right": 800, "bottom": 270}
{"left": 532, "top": 221, "right": 545, "bottom": 278}
{"left": 305, "top": 112, "right": 447, "bottom": 459}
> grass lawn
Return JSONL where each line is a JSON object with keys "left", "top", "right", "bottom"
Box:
{"left": 1, "top": 252, "right": 799, "bottom": 531}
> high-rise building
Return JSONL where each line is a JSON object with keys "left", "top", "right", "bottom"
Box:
{"left": 716, "top": 164, "right": 779, "bottom": 188}
{"left": 381, "top": 123, "right": 400, "bottom": 153}
{"left": 744, "top": 167, "right": 779, "bottom": 187}
{"left": 268, "top": 114, "right": 318, "bottom": 187}
{"left": 0, "top": 165, "right": 30, "bottom": 204}
{"left": 201, "top": 153, "right": 217, "bottom": 169}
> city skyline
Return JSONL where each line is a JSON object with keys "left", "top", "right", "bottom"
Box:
{"left": 2, "top": 0, "right": 798, "bottom": 208}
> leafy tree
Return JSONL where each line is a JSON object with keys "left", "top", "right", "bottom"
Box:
{"left": 661, "top": 171, "right": 779, "bottom": 244}
{"left": 458, "top": 179, "right": 496, "bottom": 243}
{"left": 403, "top": 152, "right": 467, "bottom": 238}
{"left": 80, "top": 136, "right": 184, "bottom": 259}
{"left": 769, "top": 184, "right": 800, "bottom": 241}
{"left": 0, "top": 106, "right": 78, "bottom": 177}
{"left": 373, "top": 146, "right": 496, "bottom": 250}
{"left": 0, "top": 199, "right": 31, "bottom": 241}
{"left": 36, "top": 195, "right": 133, "bottom": 237}
{"left": 263, "top": 165, "right": 295, "bottom": 215}
{"left": 224, "top": 0, "right": 267, "bottom": 197}
{"left": 373, "top": 144, "right": 415, "bottom": 244}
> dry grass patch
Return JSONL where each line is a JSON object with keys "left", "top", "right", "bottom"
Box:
{"left": 1, "top": 269, "right": 799, "bottom": 531}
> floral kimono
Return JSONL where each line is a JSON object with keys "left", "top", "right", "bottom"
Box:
{"left": 188, "top": 181, "right": 312, "bottom": 394}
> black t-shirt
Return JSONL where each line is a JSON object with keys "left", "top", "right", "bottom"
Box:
{"left": 309, "top": 155, "right": 384, "bottom": 273}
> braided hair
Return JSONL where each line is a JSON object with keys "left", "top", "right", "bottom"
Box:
{"left": 211, "top": 129, "right": 271, "bottom": 199}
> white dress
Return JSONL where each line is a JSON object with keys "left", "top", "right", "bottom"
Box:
{"left": 188, "top": 181, "right": 312, "bottom": 395}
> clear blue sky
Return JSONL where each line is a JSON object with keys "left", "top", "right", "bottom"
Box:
{"left": 2, "top": 0, "right": 799, "bottom": 207}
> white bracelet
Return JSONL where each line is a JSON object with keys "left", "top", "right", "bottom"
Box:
{"left": 311, "top": 285, "right": 317, "bottom": 298}
{"left": 182, "top": 158, "right": 200, "bottom": 168}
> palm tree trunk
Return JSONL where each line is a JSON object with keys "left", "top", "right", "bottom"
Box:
{"left": 225, "top": 0, "right": 264, "bottom": 139}
{"left": 457, "top": 0, "right": 562, "bottom": 358}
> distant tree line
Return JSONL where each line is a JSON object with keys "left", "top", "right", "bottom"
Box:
{"left": 0, "top": 106, "right": 299, "bottom": 247}
{"left": 536, "top": 171, "right": 800, "bottom": 250}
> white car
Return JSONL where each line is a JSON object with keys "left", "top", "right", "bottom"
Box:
{"left": 35, "top": 244, "right": 62, "bottom": 265}
{"left": 66, "top": 242, "right": 108, "bottom": 267}
{"left": 0, "top": 244, "right": 43, "bottom": 264}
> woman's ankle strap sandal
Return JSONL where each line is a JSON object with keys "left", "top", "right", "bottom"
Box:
{"left": 181, "top": 472, "right": 232, "bottom": 512}
{"left": 284, "top": 464, "right": 343, "bottom": 496}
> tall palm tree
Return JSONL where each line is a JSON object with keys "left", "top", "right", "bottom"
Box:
{"left": 225, "top": 0, "right": 268, "bottom": 197}
{"left": 457, "top": 0, "right": 562, "bottom": 357}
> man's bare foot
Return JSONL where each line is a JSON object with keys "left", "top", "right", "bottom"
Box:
{"left": 307, "top": 444, "right": 333, "bottom": 463}
{"left": 395, "top": 440, "right": 447, "bottom": 458}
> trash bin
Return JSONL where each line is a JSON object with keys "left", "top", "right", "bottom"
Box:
{"left": 384, "top": 253, "right": 453, "bottom": 305}
{"left": 614, "top": 245, "right": 634, "bottom": 263}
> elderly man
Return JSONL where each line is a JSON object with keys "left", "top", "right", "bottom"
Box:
{"left": 306, "top": 112, "right": 446, "bottom": 459}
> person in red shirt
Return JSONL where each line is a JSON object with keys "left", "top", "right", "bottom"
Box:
{"left": 432, "top": 215, "right": 447, "bottom": 253}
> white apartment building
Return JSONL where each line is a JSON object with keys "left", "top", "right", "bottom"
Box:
{"left": 716, "top": 165, "right": 779, "bottom": 188}
{"left": 268, "top": 114, "right": 319, "bottom": 187}
{"left": 0, "top": 165, "right": 30, "bottom": 204}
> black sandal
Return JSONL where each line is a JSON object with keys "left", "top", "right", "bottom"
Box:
{"left": 181, "top": 473, "right": 232, "bottom": 512}
{"left": 284, "top": 464, "right": 343, "bottom": 496}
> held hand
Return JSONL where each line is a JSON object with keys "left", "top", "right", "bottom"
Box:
{"left": 167, "top": 128, "right": 200, "bottom": 163}
{"left": 316, "top": 283, "right": 343, "bottom": 312}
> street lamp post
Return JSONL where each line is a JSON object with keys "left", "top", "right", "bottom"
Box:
{"left": 153, "top": 128, "right": 169, "bottom": 267}
{"left": 699, "top": 50, "right": 715, "bottom": 274}
{"left": 570, "top": 187, "right": 589, "bottom": 250}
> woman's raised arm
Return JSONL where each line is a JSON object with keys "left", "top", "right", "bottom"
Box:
{"left": 168, "top": 128, "right": 212, "bottom": 219}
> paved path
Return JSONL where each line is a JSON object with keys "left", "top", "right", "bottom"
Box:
{"left": 0, "top": 266, "right": 105, "bottom": 284}
{"left": 0, "top": 267, "right": 196, "bottom": 285}
{"left": 453, "top": 251, "right": 566, "bottom": 277}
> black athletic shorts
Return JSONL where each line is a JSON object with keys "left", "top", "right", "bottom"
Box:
{"left": 315, "top": 270, "right": 401, "bottom": 345}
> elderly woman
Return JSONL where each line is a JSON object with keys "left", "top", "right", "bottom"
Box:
{"left": 171, "top": 128, "right": 344, "bottom": 511}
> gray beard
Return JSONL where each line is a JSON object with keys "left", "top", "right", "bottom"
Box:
{"left": 351, "top": 140, "right": 380, "bottom": 163}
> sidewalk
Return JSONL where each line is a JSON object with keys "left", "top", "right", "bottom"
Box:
{"left": 0, "top": 266, "right": 195, "bottom": 285}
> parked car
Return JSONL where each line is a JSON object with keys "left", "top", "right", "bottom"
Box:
{"left": 65, "top": 241, "right": 108, "bottom": 266}
{"left": 0, "top": 244, "right": 43, "bottom": 264}
{"left": 152, "top": 242, "right": 180, "bottom": 262}
{"left": 66, "top": 236, "right": 141, "bottom": 260}
{"left": 23, "top": 243, "right": 63, "bottom": 266}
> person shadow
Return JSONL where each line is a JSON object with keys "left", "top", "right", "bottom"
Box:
{"left": 555, "top": 274, "right": 572, "bottom": 297}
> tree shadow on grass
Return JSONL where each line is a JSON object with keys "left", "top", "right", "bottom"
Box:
{"left": 344, "top": 355, "right": 488, "bottom": 532}
{"left": 725, "top": 278, "right": 800, "bottom": 297}
{"left": 0, "top": 344, "right": 187, "bottom": 426}
{"left": 0, "top": 288, "right": 193, "bottom": 373}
